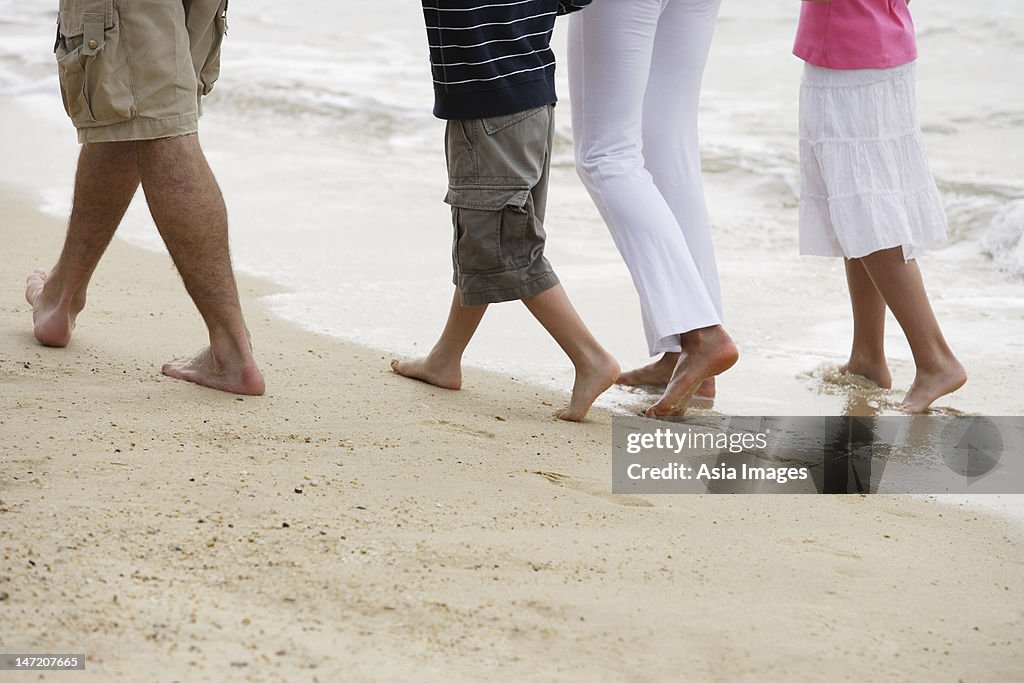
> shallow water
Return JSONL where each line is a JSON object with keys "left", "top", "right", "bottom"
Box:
{"left": 0, "top": 0, "right": 1021, "bottom": 417}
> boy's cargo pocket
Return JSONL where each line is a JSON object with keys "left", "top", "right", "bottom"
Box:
{"left": 446, "top": 187, "right": 532, "bottom": 274}
{"left": 55, "top": 0, "right": 134, "bottom": 127}
{"left": 480, "top": 106, "right": 547, "bottom": 135}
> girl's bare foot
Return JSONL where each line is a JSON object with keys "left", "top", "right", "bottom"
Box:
{"left": 390, "top": 355, "right": 462, "bottom": 390}
{"left": 902, "top": 357, "right": 967, "bottom": 413}
{"left": 555, "top": 351, "right": 620, "bottom": 422}
{"left": 646, "top": 326, "right": 738, "bottom": 418}
{"left": 25, "top": 268, "right": 82, "bottom": 347}
{"left": 839, "top": 355, "right": 893, "bottom": 389}
{"left": 162, "top": 346, "right": 266, "bottom": 396}
{"left": 618, "top": 352, "right": 715, "bottom": 398}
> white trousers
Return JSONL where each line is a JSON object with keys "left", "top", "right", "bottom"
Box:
{"left": 568, "top": 0, "right": 724, "bottom": 355}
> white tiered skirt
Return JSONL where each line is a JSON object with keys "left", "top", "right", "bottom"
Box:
{"left": 799, "top": 61, "right": 948, "bottom": 260}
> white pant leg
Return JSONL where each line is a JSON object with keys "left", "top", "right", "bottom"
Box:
{"left": 569, "top": 0, "right": 722, "bottom": 356}
{"left": 643, "top": 0, "right": 724, "bottom": 320}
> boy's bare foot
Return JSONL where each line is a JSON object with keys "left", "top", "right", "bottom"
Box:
{"left": 390, "top": 355, "right": 462, "bottom": 391}
{"left": 25, "top": 268, "right": 82, "bottom": 347}
{"left": 646, "top": 326, "right": 738, "bottom": 418}
{"left": 555, "top": 351, "right": 620, "bottom": 422}
{"left": 901, "top": 357, "right": 967, "bottom": 413}
{"left": 162, "top": 346, "right": 266, "bottom": 396}
{"left": 839, "top": 355, "right": 893, "bottom": 389}
{"left": 617, "top": 353, "right": 715, "bottom": 398}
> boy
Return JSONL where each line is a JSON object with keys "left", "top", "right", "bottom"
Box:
{"left": 392, "top": 0, "right": 618, "bottom": 421}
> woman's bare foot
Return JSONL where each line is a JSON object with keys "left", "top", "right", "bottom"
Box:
{"left": 25, "top": 268, "right": 83, "bottom": 347}
{"left": 618, "top": 353, "right": 715, "bottom": 398}
{"left": 390, "top": 354, "right": 462, "bottom": 390}
{"left": 617, "top": 353, "right": 677, "bottom": 387}
{"left": 162, "top": 346, "right": 266, "bottom": 396}
{"left": 555, "top": 351, "right": 620, "bottom": 422}
{"left": 901, "top": 357, "right": 967, "bottom": 413}
{"left": 840, "top": 354, "right": 892, "bottom": 389}
{"left": 646, "top": 326, "right": 738, "bottom": 418}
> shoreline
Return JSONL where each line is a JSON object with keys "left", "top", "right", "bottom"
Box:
{"left": 3, "top": 180, "right": 1024, "bottom": 680}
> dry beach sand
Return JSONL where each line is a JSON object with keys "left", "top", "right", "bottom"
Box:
{"left": 2, "top": 187, "right": 1024, "bottom": 681}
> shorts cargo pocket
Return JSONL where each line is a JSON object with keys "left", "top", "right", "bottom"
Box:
{"left": 446, "top": 187, "right": 532, "bottom": 274}
{"left": 55, "top": 0, "right": 135, "bottom": 127}
{"left": 197, "top": 0, "right": 229, "bottom": 96}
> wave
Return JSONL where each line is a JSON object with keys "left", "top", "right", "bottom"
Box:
{"left": 941, "top": 180, "right": 1024, "bottom": 277}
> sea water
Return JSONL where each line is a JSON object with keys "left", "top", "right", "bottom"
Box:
{"left": 1, "top": 0, "right": 1022, "bottom": 414}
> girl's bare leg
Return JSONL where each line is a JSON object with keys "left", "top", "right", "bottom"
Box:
{"left": 857, "top": 247, "right": 966, "bottom": 412}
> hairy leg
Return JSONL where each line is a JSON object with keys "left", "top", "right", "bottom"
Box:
{"left": 26, "top": 142, "right": 140, "bottom": 346}
{"left": 858, "top": 247, "right": 965, "bottom": 412}
{"left": 138, "top": 133, "right": 264, "bottom": 395}
{"left": 646, "top": 325, "right": 738, "bottom": 417}
{"left": 841, "top": 257, "right": 892, "bottom": 388}
{"left": 523, "top": 284, "right": 619, "bottom": 421}
{"left": 391, "top": 288, "right": 487, "bottom": 390}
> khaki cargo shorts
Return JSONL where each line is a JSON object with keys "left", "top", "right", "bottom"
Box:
{"left": 445, "top": 104, "right": 560, "bottom": 307}
{"left": 54, "top": 0, "right": 229, "bottom": 143}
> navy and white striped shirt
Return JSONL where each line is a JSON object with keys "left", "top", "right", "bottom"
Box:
{"left": 422, "top": 0, "right": 590, "bottom": 120}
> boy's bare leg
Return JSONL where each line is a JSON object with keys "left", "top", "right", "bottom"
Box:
{"left": 858, "top": 247, "right": 966, "bottom": 412}
{"left": 25, "top": 142, "right": 141, "bottom": 347}
{"left": 138, "top": 134, "right": 265, "bottom": 396}
{"left": 841, "top": 258, "right": 892, "bottom": 388}
{"left": 617, "top": 352, "right": 715, "bottom": 398}
{"left": 645, "top": 325, "right": 738, "bottom": 418}
{"left": 522, "top": 284, "right": 619, "bottom": 421}
{"left": 391, "top": 288, "right": 487, "bottom": 390}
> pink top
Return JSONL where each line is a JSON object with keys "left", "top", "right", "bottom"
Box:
{"left": 794, "top": 0, "right": 917, "bottom": 70}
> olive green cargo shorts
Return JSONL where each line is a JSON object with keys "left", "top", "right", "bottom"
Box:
{"left": 55, "top": 0, "right": 228, "bottom": 143}
{"left": 445, "top": 104, "right": 561, "bottom": 307}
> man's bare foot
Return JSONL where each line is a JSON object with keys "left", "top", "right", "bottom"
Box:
{"left": 162, "top": 346, "right": 266, "bottom": 396}
{"left": 555, "top": 352, "right": 620, "bottom": 422}
{"left": 617, "top": 353, "right": 715, "bottom": 399}
{"left": 390, "top": 355, "right": 462, "bottom": 390}
{"left": 25, "top": 268, "right": 82, "bottom": 347}
{"left": 901, "top": 357, "right": 967, "bottom": 413}
{"left": 840, "top": 356, "right": 892, "bottom": 389}
{"left": 645, "top": 326, "right": 738, "bottom": 418}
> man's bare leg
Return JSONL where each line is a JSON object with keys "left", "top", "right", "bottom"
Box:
{"left": 841, "top": 258, "right": 892, "bottom": 388}
{"left": 26, "top": 142, "right": 140, "bottom": 346}
{"left": 137, "top": 134, "right": 264, "bottom": 396}
{"left": 522, "top": 284, "right": 619, "bottom": 421}
{"left": 617, "top": 352, "right": 715, "bottom": 398}
{"left": 858, "top": 247, "right": 965, "bottom": 412}
{"left": 646, "top": 325, "right": 738, "bottom": 417}
{"left": 391, "top": 288, "right": 487, "bottom": 390}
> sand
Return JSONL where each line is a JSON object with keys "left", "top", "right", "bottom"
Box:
{"left": 2, "top": 185, "right": 1024, "bottom": 682}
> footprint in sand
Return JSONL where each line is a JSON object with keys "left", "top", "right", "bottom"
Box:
{"left": 421, "top": 419, "right": 496, "bottom": 440}
{"left": 530, "top": 470, "right": 654, "bottom": 508}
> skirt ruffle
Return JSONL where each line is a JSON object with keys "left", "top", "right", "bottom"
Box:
{"left": 799, "top": 61, "right": 948, "bottom": 260}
